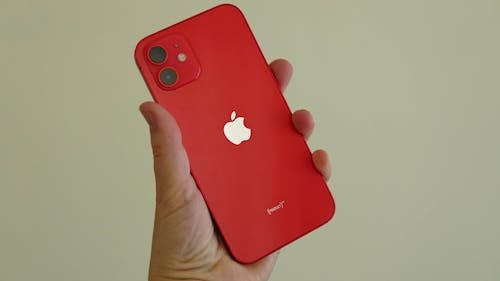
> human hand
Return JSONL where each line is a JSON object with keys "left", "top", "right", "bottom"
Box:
{"left": 139, "top": 59, "right": 332, "bottom": 281}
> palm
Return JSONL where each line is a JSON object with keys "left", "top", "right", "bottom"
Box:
{"left": 148, "top": 136, "right": 277, "bottom": 280}
{"left": 141, "top": 59, "right": 331, "bottom": 281}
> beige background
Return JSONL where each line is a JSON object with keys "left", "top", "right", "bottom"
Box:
{"left": 1, "top": 0, "right": 499, "bottom": 280}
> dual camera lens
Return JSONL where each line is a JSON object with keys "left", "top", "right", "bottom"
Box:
{"left": 149, "top": 46, "right": 177, "bottom": 86}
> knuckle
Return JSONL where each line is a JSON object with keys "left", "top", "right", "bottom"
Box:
{"left": 151, "top": 143, "right": 166, "bottom": 159}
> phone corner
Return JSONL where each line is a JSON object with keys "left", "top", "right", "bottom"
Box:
{"left": 134, "top": 37, "right": 148, "bottom": 64}
{"left": 214, "top": 3, "right": 245, "bottom": 17}
{"left": 323, "top": 192, "right": 337, "bottom": 225}
{"left": 230, "top": 251, "right": 263, "bottom": 265}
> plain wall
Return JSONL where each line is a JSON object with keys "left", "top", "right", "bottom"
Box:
{"left": 1, "top": 0, "right": 499, "bottom": 280}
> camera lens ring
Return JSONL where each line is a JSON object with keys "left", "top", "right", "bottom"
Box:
{"left": 159, "top": 67, "right": 178, "bottom": 87}
{"left": 148, "top": 46, "right": 167, "bottom": 64}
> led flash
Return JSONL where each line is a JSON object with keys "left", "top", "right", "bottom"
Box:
{"left": 177, "top": 53, "right": 187, "bottom": 62}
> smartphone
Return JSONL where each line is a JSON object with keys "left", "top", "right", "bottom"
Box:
{"left": 135, "top": 4, "right": 335, "bottom": 264}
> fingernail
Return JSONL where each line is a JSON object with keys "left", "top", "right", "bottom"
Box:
{"left": 140, "top": 109, "right": 155, "bottom": 127}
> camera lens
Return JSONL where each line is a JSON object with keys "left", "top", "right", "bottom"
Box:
{"left": 159, "top": 68, "right": 178, "bottom": 86}
{"left": 149, "top": 46, "right": 166, "bottom": 64}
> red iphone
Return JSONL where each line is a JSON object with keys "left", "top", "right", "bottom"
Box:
{"left": 135, "top": 4, "right": 335, "bottom": 263}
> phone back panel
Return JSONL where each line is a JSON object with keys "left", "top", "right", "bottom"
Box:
{"left": 135, "top": 4, "right": 335, "bottom": 263}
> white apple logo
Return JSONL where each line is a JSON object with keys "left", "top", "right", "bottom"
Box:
{"left": 223, "top": 111, "right": 251, "bottom": 145}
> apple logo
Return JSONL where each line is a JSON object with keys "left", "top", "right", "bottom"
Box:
{"left": 223, "top": 111, "right": 251, "bottom": 145}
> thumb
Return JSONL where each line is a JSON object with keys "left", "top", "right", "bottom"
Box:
{"left": 139, "top": 102, "right": 191, "bottom": 204}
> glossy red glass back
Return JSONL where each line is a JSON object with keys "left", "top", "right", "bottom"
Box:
{"left": 135, "top": 4, "right": 335, "bottom": 263}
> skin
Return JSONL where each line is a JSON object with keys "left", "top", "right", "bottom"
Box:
{"left": 139, "top": 59, "right": 332, "bottom": 281}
